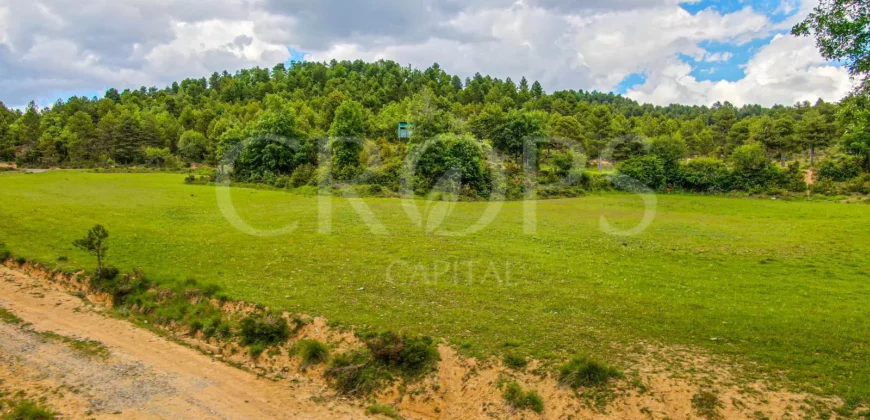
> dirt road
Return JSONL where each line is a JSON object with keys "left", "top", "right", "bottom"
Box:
{"left": 0, "top": 265, "right": 366, "bottom": 419}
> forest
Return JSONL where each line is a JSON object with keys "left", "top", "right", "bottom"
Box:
{"left": 2, "top": 58, "right": 870, "bottom": 198}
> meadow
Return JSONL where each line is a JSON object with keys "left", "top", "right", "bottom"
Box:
{"left": 1, "top": 170, "right": 869, "bottom": 402}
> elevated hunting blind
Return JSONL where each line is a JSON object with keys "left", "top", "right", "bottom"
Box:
{"left": 397, "top": 122, "right": 414, "bottom": 140}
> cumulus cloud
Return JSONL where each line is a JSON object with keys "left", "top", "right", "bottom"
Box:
{"left": 626, "top": 34, "right": 853, "bottom": 106}
{"left": 0, "top": 0, "right": 853, "bottom": 107}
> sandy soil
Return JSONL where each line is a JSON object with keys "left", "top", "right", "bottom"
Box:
{"left": 0, "top": 265, "right": 368, "bottom": 419}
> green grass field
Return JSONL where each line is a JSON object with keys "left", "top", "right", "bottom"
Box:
{"left": 1, "top": 171, "right": 869, "bottom": 402}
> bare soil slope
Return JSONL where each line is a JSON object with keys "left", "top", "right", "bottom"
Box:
{"left": 0, "top": 265, "right": 367, "bottom": 419}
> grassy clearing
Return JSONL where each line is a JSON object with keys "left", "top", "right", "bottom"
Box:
{"left": 1, "top": 171, "right": 870, "bottom": 402}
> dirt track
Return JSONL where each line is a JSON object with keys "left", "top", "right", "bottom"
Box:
{"left": 0, "top": 265, "right": 366, "bottom": 419}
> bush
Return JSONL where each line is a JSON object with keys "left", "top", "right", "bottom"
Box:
{"left": 0, "top": 247, "right": 9, "bottom": 261}
{"left": 818, "top": 155, "right": 862, "bottom": 182}
{"left": 550, "top": 151, "right": 575, "bottom": 177}
{"left": 239, "top": 313, "right": 290, "bottom": 346}
{"left": 810, "top": 178, "right": 843, "bottom": 196}
{"left": 297, "top": 339, "right": 329, "bottom": 366}
{"left": 95, "top": 266, "right": 120, "bottom": 281}
{"left": 363, "top": 331, "right": 440, "bottom": 375}
{"left": 325, "top": 349, "right": 386, "bottom": 396}
{"left": 203, "top": 315, "right": 231, "bottom": 340}
{"left": 730, "top": 144, "right": 782, "bottom": 192}
{"left": 616, "top": 155, "right": 666, "bottom": 190}
{"left": 503, "top": 353, "right": 528, "bottom": 370}
{"left": 289, "top": 163, "right": 316, "bottom": 188}
{"left": 503, "top": 382, "right": 544, "bottom": 414}
{"left": 557, "top": 355, "right": 622, "bottom": 389}
{"left": 409, "top": 133, "right": 492, "bottom": 199}
{"left": 678, "top": 158, "right": 731, "bottom": 192}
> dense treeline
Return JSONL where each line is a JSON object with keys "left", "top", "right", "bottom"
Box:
{"left": 2, "top": 59, "right": 870, "bottom": 197}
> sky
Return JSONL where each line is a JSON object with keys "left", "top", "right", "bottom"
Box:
{"left": 0, "top": 0, "right": 853, "bottom": 108}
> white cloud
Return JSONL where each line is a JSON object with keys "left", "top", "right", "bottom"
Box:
{"left": 0, "top": 0, "right": 854, "bottom": 108}
{"left": 626, "top": 34, "right": 853, "bottom": 106}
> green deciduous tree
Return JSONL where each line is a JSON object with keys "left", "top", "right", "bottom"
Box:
{"left": 330, "top": 100, "right": 367, "bottom": 180}
{"left": 793, "top": 0, "right": 870, "bottom": 93}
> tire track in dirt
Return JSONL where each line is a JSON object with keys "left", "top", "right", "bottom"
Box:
{"left": 0, "top": 265, "right": 368, "bottom": 419}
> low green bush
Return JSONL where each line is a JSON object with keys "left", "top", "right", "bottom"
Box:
{"left": 239, "top": 312, "right": 290, "bottom": 347}
{"left": 503, "top": 382, "right": 544, "bottom": 413}
{"left": 678, "top": 158, "right": 731, "bottom": 192}
{"left": 616, "top": 155, "right": 667, "bottom": 191}
{"left": 818, "top": 155, "right": 862, "bottom": 182}
{"left": 325, "top": 349, "right": 386, "bottom": 396}
{"left": 297, "top": 339, "right": 329, "bottom": 366}
{"left": 363, "top": 331, "right": 440, "bottom": 375}
{"left": 503, "top": 353, "right": 528, "bottom": 370}
{"left": 557, "top": 355, "right": 622, "bottom": 389}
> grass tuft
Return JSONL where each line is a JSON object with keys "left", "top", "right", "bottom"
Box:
{"left": 503, "top": 353, "right": 528, "bottom": 370}
{"left": 1, "top": 399, "right": 56, "bottom": 419}
{"left": 503, "top": 382, "right": 544, "bottom": 414}
{"left": 365, "top": 404, "right": 401, "bottom": 419}
{"left": 0, "top": 307, "right": 22, "bottom": 325}
{"left": 239, "top": 312, "right": 290, "bottom": 347}
{"left": 557, "top": 355, "right": 622, "bottom": 389}
{"left": 296, "top": 339, "right": 329, "bottom": 366}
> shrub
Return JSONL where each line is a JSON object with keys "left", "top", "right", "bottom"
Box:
{"left": 239, "top": 312, "right": 290, "bottom": 346}
{"left": 616, "top": 155, "right": 666, "bottom": 190}
{"left": 325, "top": 349, "right": 386, "bottom": 396}
{"left": 649, "top": 135, "right": 687, "bottom": 180}
{"left": 557, "top": 355, "right": 622, "bottom": 389}
{"left": 363, "top": 331, "right": 440, "bottom": 375}
{"left": 203, "top": 316, "right": 231, "bottom": 340}
{"left": 289, "top": 163, "right": 316, "bottom": 188}
{"left": 503, "top": 382, "right": 544, "bottom": 413}
{"left": 503, "top": 353, "right": 528, "bottom": 370}
{"left": 810, "top": 178, "right": 843, "bottom": 196}
{"left": 0, "top": 247, "right": 9, "bottom": 261}
{"left": 678, "top": 158, "right": 731, "bottom": 192}
{"left": 730, "top": 144, "right": 782, "bottom": 191}
{"left": 409, "top": 133, "right": 492, "bottom": 199}
{"left": 550, "top": 151, "right": 575, "bottom": 177}
{"left": 818, "top": 155, "right": 862, "bottom": 182}
{"left": 104, "top": 271, "right": 148, "bottom": 305}
{"left": 297, "top": 339, "right": 329, "bottom": 366}
{"left": 3, "top": 399, "right": 56, "bottom": 419}
{"left": 249, "top": 343, "right": 267, "bottom": 358}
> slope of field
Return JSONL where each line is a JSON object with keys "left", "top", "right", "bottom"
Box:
{"left": 1, "top": 171, "right": 869, "bottom": 402}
